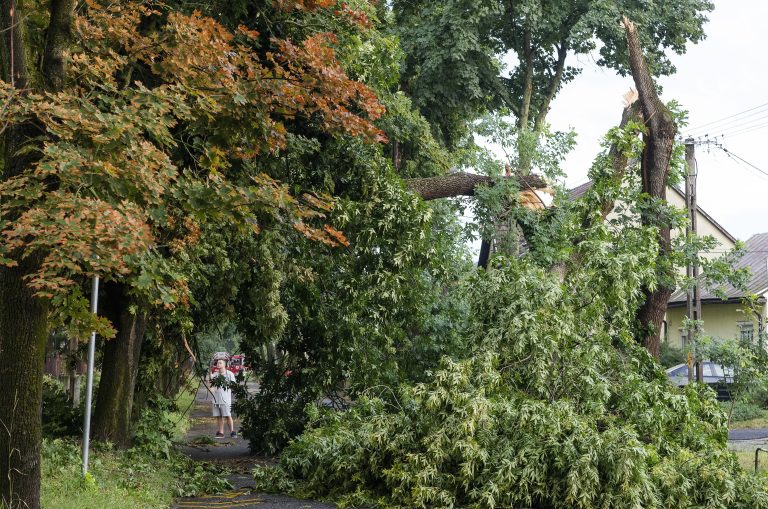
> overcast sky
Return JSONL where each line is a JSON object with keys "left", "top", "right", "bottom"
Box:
{"left": 525, "top": 0, "right": 768, "bottom": 241}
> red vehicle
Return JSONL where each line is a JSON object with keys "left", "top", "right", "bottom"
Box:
{"left": 229, "top": 354, "right": 246, "bottom": 376}
{"left": 209, "top": 352, "right": 247, "bottom": 376}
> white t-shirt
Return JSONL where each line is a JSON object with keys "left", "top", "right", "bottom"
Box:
{"left": 211, "top": 369, "right": 236, "bottom": 406}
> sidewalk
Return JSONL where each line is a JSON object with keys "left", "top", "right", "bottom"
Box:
{"left": 171, "top": 382, "right": 335, "bottom": 509}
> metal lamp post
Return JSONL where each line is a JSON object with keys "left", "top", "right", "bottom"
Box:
{"left": 81, "top": 274, "right": 100, "bottom": 477}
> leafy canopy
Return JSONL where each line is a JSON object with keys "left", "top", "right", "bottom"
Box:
{"left": 0, "top": 0, "right": 384, "bottom": 336}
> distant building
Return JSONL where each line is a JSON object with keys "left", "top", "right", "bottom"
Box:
{"left": 667, "top": 232, "right": 768, "bottom": 349}
{"left": 569, "top": 182, "right": 737, "bottom": 265}
{"left": 569, "top": 181, "right": 763, "bottom": 349}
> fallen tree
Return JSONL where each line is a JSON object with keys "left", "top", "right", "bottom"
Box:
{"left": 405, "top": 172, "right": 547, "bottom": 201}
{"left": 248, "top": 19, "right": 768, "bottom": 508}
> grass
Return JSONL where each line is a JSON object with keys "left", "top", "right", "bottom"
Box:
{"left": 734, "top": 450, "right": 768, "bottom": 474}
{"left": 729, "top": 415, "right": 768, "bottom": 429}
{"left": 720, "top": 400, "right": 768, "bottom": 429}
{"left": 41, "top": 439, "right": 178, "bottom": 509}
{"left": 168, "top": 378, "right": 200, "bottom": 441}
{"left": 41, "top": 377, "right": 225, "bottom": 509}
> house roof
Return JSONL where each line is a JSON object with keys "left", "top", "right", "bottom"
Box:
{"left": 669, "top": 232, "right": 768, "bottom": 304}
{"left": 667, "top": 186, "right": 737, "bottom": 244}
{"left": 568, "top": 180, "right": 737, "bottom": 244}
{"left": 569, "top": 180, "right": 594, "bottom": 200}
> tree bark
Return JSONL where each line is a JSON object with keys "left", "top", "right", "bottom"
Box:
{"left": 92, "top": 283, "right": 147, "bottom": 447}
{"left": 0, "top": 259, "right": 48, "bottom": 509}
{"left": 624, "top": 18, "right": 678, "bottom": 358}
{"left": 42, "top": 0, "right": 76, "bottom": 92}
{"left": 405, "top": 172, "right": 546, "bottom": 201}
{"left": 0, "top": 1, "right": 74, "bottom": 506}
{"left": 518, "top": 28, "right": 534, "bottom": 130}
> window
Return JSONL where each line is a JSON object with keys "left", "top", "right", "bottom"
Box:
{"left": 738, "top": 322, "right": 755, "bottom": 342}
{"left": 679, "top": 328, "right": 689, "bottom": 349}
{"left": 670, "top": 365, "right": 688, "bottom": 377}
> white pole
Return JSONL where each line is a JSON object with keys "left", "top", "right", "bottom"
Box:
{"left": 82, "top": 274, "right": 100, "bottom": 477}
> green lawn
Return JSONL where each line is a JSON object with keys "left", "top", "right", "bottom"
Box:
{"left": 734, "top": 450, "right": 768, "bottom": 475}
{"left": 729, "top": 415, "right": 768, "bottom": 429}
{"left": 41, "top": 377, "right": 221, "bottom": 509}
{"left": 41, "top": 439, "right": 177, "bottom": 509}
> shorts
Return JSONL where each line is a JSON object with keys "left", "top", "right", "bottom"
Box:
{"left": 212, "top": 404, "right": 231, "bottom": 417}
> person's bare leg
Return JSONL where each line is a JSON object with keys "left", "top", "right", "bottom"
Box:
{"left": 217, "top": 416, "right": 224, "bottom": 434}
{"left": 227, "top": 416, "right": 234, "bottom": 433}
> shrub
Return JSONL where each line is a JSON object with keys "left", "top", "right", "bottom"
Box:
{"left": 254, "top": 259, "right": 768, "bottom": 508}
{"left": 729, "top": 401, "right": 767, "bottom": 422}
{"left": 132, "top": 396, "right": 178, "bottom": 459}
{"left": 659, "top": 342, "right": 686, "bottom": 368}
{"left": 42, "top": 375, "right": 82, "bottom": 438}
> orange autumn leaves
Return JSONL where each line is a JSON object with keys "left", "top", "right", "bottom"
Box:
{"left": 0, "top": 0, "right": 381, "bottom": 303}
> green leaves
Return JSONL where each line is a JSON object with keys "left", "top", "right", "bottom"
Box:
{"left": 253, "top": 216, "right": 767, "bottom": 508}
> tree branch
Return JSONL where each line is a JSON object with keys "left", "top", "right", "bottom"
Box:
{"left": 518, "top": 28, "right": 534, "bottom": 129}
{"left": 0, "top": 0, "right": 29, "bottom": 89}
{"left": 405, "top": 172, "right": 546, "bottom": 201}
{"left": 533, "top": 41, "right": 568, "bottom": 132}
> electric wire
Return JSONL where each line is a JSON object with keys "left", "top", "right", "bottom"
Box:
{"left": 686, "top": 113, "right": 768, "bottom": 139}
{"left": 718, "top": 120, "right": 768, "bottom": 139}
{"left": 719, "top": 146, "right": 768, "bottom": 180}
{"left": 703, "top": 115, "right": 768, "bottom": 137}
{"left": 687, "top": 109, "right": 768, "bottom": 136}
{"left": 686, "top": 101, "right": 768, "bottom": 133}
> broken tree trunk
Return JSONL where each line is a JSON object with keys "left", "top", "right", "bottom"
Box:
{"left": 623, "top": 17, "right": 678, "bottom": 359}
{"left": 405, "top": 172, "right": 546, "bottom": 201}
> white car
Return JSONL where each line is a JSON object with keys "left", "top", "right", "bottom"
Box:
{"left": 665, "top": 361, "right": 734, "bottom": 400}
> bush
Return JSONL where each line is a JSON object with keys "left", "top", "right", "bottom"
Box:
{"left": 42, "top": 375, "right": 82, "bottom": 438}
{"left": 254, "top": 259, "right": 768, "bottom": 508}
{"left": 729, "top": 401, "right": 767, "bottom": 422}
{"left": 133, "top": 396, "right": 179, "bottom": 459}
{"left": 659, "top": 342, "right": 686, "bottom": 368}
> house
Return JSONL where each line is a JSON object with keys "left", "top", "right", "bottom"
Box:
{"left": 569, "top": 182, "right": 737, "bottom": 262}
{"left": 666, "top": 232, "right": 768, "bottom": 349}
{"left": 570, "top": 181, "right": 763, "bottom": 349}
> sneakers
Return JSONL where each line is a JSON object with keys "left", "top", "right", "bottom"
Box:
{"left": 215, "top": 431, "right": 224, "bottom": 438}
{"left": 230, "top": 431, "right": 237, "bottom": 438}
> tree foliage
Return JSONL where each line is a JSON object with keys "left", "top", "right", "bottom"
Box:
{"left": 0, "top": 0, "right": 384, "bottom": 333}
{"left": 254, "top": 166, "right": 768, "bottom": 508}
{"left": 392, "top": 0, "right": 713, "bottom": 145}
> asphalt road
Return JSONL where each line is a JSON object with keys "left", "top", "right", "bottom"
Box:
{"left": 728, "top": 428, "right": 768, "bottom": 441}
{"left": 171, "top": 382, "right": 335, "bottom": 509}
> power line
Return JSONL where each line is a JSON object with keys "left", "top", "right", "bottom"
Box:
{"left": 720, "top": 146, "right": 768, "bottom": 179}
{"left": 701, "top": 114, "right": 768, "bottom": 137}
{"left": 687, "top": 109, "right": 768, "bottom": 137}
{"left": 720, "top": 120, "right": 768, "bottom": 139}
{"left": 686, "top": 101, "right": 768, "bottom": 133}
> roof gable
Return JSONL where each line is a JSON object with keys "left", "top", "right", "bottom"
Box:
{"left": 568, "top": 180, "right": 737, "bottom": 244}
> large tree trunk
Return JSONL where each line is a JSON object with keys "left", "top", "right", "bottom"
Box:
{"left": 0, "top": 260, "right": 48, "bottom": 509}
{"left": 405, "top": 172, "right": 546, "bottom": 201}
{"left": 92, "top": 283, "right": 147, "bottom": 447}
{"left": 624, "top": 18, "right": 677, "bottom": 358}
{"left": 0, "top": 1, "right": 75, "bottom": 506}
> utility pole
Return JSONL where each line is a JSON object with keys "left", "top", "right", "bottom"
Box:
{"left": 685, "top": 138, "right": 703, "bottom": 383}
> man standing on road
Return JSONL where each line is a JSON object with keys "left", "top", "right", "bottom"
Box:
{"left": 211, "top": 358, "right": 236, "bottom": 438}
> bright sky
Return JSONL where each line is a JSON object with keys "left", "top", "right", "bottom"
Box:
{"left": 545, "top": 0, "right": 768, "bottom": 241}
